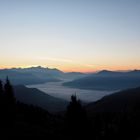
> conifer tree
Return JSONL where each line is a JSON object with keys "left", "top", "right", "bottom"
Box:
{"left": 0, "top": 80, "right": 4, "bottom": 116}
{"left": 4, "top": 77, "right": 15, "bottom": 103}
{"left": 65, "top": 95, "right": 89, "bottom": 138}
{"left": 4, "top": 77, "right": 16, "bottom": 129}
{"left": 0, "top": 80, "right": 3, "bottom": 94}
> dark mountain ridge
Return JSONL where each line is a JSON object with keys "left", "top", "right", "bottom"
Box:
{"left": 14, "top": 85, "right": 68, "bottom": 112}
{"left": 86, "top": 86, "right": 140, "bottom": 113}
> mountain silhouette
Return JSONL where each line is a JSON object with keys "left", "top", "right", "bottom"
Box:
{"left": 86, "top": 86, "right": 140, "bottom": 113}
{"left": 1, "top": 78, "right": 140, "bottom": 139}
{"left": 63, "top": 70, "right": 140, "bottom": 90}
{"left": 0, "top": 66, "right": 86, "bottom": 85}
{"left": 14, "top": 85, "right": 68, "bottom": 112}
{"left": 85, "top": 86, "right": 140, "bottom": 140}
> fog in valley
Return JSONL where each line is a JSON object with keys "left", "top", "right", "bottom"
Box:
{"left": 27, "top": 81, "right": 115, "bottom": 103}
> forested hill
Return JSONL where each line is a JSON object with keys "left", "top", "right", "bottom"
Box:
{"left": 1, "top": 78, "right": 140, "bottom": 139}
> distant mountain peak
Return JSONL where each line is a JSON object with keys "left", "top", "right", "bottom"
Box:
{"left": 30, "top": 66, "right": 44, "bottom": 69}
{"left": 99, "top": 70, "right": 112, "bottom": 73}
{"left": 97, "top": 70, "right": 115, "bottom": 75}
{"left": 10, "top": 66, "right": 63, "bottom": 73}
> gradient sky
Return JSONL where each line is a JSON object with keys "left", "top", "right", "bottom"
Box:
{"left": 0, "top": 0, "right": 140, "bottom": 72}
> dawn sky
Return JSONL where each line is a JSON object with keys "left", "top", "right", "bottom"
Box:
{"left": 0, "top": 0, "right": 140, "bottom": 72}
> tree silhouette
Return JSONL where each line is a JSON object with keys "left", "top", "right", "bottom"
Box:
{"left": 3, "top": 77, "right": 16, "bottom": 134}
{"left": 0, "top": 80, "right": 4, "bottom": 104}
{"left": 0, "top": 80, "right": 4, "bottom": 131}
{"left": 0, "top": 80, "right": 6, "bottom": 130}
{"left": 65, "top": 95, "right": 89, "bottom": 138}
{"left": 0, "top": 80, "right": 3, "bottom": 94}
{"left": 4, "top": 77, "right": 16, "bottom": 103}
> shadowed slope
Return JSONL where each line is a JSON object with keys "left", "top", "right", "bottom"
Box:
{"left": 14, "top": 85, "right": 68, "bottom": 112}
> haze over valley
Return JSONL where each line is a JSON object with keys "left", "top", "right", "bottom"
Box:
{"left": 1, "top": 66, "right": 140, "bottom": 103}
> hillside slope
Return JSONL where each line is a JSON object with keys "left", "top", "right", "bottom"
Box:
{"left": 14, "top": 85, "right": 68, "bottom": 112}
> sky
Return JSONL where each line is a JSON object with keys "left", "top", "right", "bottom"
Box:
{"left": 0, "top": 0, "right": 140, "bottom": 72}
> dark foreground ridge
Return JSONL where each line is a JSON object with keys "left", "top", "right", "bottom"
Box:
{"left": 1, "top": 78, "right": 140, "bottom": 139}
{"left": 14, "top": 85, "right": 68, "bottom": 112}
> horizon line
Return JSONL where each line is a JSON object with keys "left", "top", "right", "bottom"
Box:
{"left": 0, "top": 65, "right": 139, "bottom": 73}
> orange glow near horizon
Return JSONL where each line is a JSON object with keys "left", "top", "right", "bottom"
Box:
{"left": 0, "top": 1, "right": 140, "bottom": 75}
{"left": 61, "top": 66, "right": 140, "bottom": 73}
{"left": 0, "top": 64, "right": 140, "bottom": 73}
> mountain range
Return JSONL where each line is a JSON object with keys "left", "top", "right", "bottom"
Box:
{"left": 2, "top": 76, "right": 140, "bottom": 138}
{"left": 1, "top": 68, "right": 140, "bottom": 138}
{"left": 63, "top": 70, "right": 140, "bottom": 90}
{"left": 0, "top": 66, "right": 86, "bottom": 85}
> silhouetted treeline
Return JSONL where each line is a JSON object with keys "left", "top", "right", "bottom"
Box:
{"left": 1, "top": 78, "right": 140, "bottom": 139}
{"left": 0, "top": 78, "right": 16, "bottom": 136}
{"left": 0, "top": 78, "right": 58, "bottom": 138}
